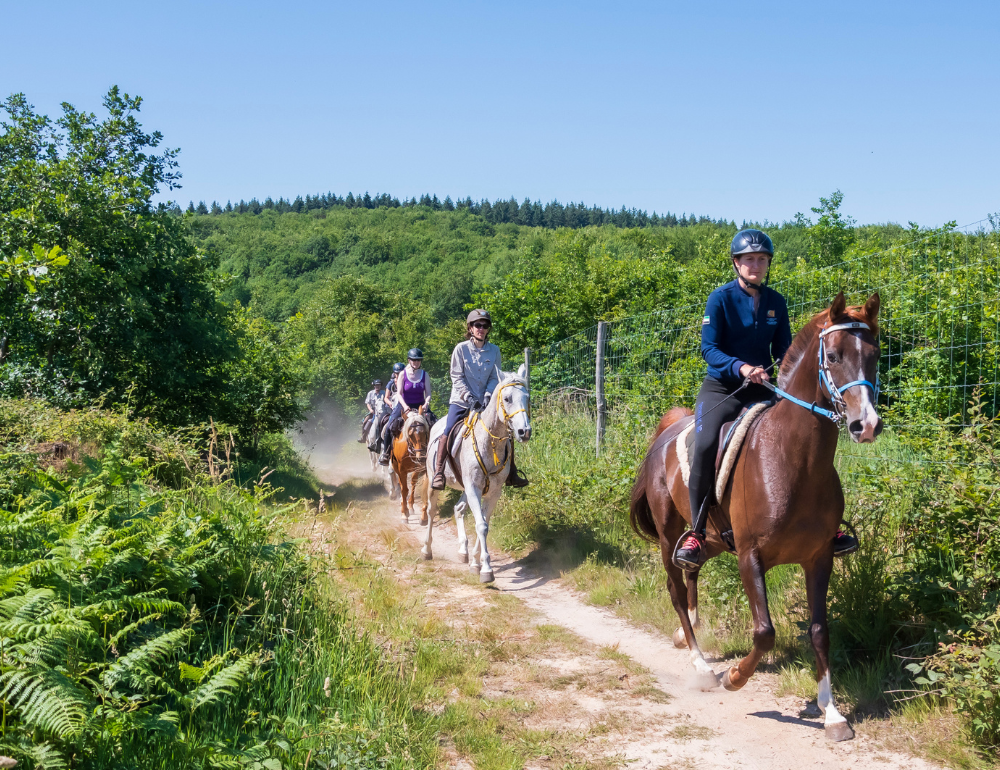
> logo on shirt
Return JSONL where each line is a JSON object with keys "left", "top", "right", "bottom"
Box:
{"left": 767, "top": 310, "right": 775, "bottom": 317}
{"left": 702, "top": 315, "right": 711, "bottom": 325}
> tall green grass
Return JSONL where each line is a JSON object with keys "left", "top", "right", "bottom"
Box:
{"left": 0, "top": 399, "right": 435, "bottom": 769}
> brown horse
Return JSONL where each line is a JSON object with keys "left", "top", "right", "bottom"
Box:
{"left": 629, "top": 292, "right": 882, "bottom": 742}
{"left": 390, "top": 409, "right": 431, "bottom": 524}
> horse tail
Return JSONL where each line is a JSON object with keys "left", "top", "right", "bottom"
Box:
{"left": 630, "top": 406, "right": 693, "bottom": 543}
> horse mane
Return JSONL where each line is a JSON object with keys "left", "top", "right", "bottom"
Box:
{"left": 403, "top": 411, "right": 429, "bottom": 430}
{"left": 778, "top": 300, "right": 880, "bottom": 389}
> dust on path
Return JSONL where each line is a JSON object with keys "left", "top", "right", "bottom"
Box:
{"left": 316, "top": 447, "right": 939, "bottom": 770}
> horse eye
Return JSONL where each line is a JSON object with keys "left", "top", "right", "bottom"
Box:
{"left": 827, "top": 352, "right": 839, "bottom": 364}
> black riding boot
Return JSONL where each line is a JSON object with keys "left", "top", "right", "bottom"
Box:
{"left": 378, "top": 429, "right": 393, "bottom": 466}
{"left": 505, "top": 450, "right": 528, "bottom": 488}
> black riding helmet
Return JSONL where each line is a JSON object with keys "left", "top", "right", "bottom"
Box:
{"left": 407, "top": 348, "right": 423, "bottom": 360}
{"left": 372, "top": 379, "right": 382, "bottom": 387}
{"left": 730, "top": 229, "right": 774, "bottom": 290}
{"left": 392, "top": 362, "right": 404, "bottom": 373}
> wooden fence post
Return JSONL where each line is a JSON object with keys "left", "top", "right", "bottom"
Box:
{"left": 523, "top": 347, "right": 530, "bottom": 390}
{"left": 595, "top": 321, "right": 607, "bottom": 457}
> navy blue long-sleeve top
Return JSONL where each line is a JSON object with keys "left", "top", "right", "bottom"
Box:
{"left": 700, "top": 280, "right": 792, "bottom": 386}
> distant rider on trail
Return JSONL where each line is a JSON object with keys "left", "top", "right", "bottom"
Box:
{"left": 379, "top": 351, "right": 432, "bottom": 465}
{"left": 359, "top": 379, "right": 383, "bottom": 443}
{"left": 430, "top": 309, "right": 529, "bottom": 491}
{"left": 672, "top": 229, "right": 859, "bottom": 571}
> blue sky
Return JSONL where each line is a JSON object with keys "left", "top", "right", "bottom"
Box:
{"left": 2, "top": 0, "right": 997, "bottom": 227}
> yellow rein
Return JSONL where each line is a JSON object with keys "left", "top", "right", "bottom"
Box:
{"left": 462, "top": 381, "right": 528, "bottom": 493}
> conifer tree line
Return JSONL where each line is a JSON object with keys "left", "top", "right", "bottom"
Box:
{"left": 180, "top": 191, "right": 728, "bottom": 230}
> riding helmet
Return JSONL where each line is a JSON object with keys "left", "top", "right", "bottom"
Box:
{"left": 407, "top": 348, "right": 424, "bottom": 360}
{"left": 392, "top": 362, "right": 405, "bottom": 374}
{"left": 466, "top": 309, "right": 492, "bottom": 325}
{"left": 730, "top": 229, "right": 774, "bottom": 258}
{"left": 372, "top": 379, "right": 382, "bottom": 387}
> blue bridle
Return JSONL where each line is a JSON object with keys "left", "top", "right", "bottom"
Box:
{"left": 761, "top": 321, "right": 879, "bottom": 425}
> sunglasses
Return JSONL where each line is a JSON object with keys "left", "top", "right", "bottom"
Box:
{"left": 471, "top": 322, "right": 491, "bottom": 330}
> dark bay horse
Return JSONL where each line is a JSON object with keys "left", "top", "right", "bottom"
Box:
{"left": 630, "top": 292, "right": 882, "bottom": 742}
{"left": 390, "top": 409, "right": 430, "bottom": 524}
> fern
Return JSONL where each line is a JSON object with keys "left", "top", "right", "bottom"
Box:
{"left": 187, "top": 653, "right": 258, "bottom": 711}
{"left": 102, "top": 627, "right": 191, "bottom": 690}
{"left": 0, "top": 667, "right": 91, "bottom": 737}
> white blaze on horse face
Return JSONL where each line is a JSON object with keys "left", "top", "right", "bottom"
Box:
{"left": 818, "top": 670, "right": 847, "bottom": 726}
{"left": 842, "top": 333, "right": 880, "bottom": 443}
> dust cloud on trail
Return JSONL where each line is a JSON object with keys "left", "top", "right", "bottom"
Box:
{"left": 293, "top": 400, "right": 379, "bottom": 486}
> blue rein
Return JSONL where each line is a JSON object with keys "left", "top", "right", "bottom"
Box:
{"left": 759, "top": 321, "right": 879, "bottom": 425}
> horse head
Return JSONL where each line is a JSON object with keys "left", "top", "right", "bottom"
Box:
{"left": 403, "top": 411, "right": 430, "bottom": 462}
{"left": 823, "top": 292, "right": 883, "bottom": 443}
{"left": 495, "top": 363, "right": 532, "bottom": 442}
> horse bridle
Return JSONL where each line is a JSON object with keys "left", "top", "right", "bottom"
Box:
{"left": 465, "top": 380, "right": 529, "bottom": 493}
{"left": 763, "top": 321, "right": 879, "bottom": 425}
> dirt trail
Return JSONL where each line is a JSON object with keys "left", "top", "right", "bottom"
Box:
{"left": 318, "top": 454, "right": 938, "bottom": 770}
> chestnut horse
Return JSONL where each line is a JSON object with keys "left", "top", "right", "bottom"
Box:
{"left": 629, "top": 292, "right": 882, "bottom": 742}
{"left": 390, "top": 410, "right": 430, "bottom": 524}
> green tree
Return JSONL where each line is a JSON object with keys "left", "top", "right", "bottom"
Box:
{"left": 0, "top": 88, "right": 234, "bottom": 422}
{"left": 809, "top": 190, "right": 855, "bottom": 266}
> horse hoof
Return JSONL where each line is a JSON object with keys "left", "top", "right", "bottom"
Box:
{"left": 480, "top": 571, "right": 495, "bottom": 584}
{"left": 722, "top": 666, "right": 747, "bottom": 692}
{"left": 422, "top": 552, "right": 432, "bottom": 561}
{"left": 420, "top": 516, "right": 428, "bottom": 526}
{"left": 469, "top": 563, "right": 479, "bottom": 575}
{"left": 825, "top": 722, "right": 854, "bottom": 742}
{"left": 459, "top": 553, "right": 469, "bottom": 563}
{"left": 672, "top": 628, "right": 689, "bottom": 649}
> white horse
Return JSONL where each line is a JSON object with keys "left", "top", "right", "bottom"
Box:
{"left": 422, "top": 366, "right": 532, "bottom": 583}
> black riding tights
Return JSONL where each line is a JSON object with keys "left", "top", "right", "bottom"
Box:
{"left": 688, "top": 377, "right": 771, "bottom": 535}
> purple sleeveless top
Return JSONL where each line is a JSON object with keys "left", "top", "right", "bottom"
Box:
{"left": 400, "top": 370, "right": 427, "bottom": 406}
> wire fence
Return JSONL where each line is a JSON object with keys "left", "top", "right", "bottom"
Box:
{"left": 529, "top": 220, "right": 1000, "bottom": 495}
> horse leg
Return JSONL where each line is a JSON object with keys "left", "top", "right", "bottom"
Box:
{"left": 723, "top": 549, "right": 775, "bottom": 692}
{"left": 465, "top": 489, "right": 493, "bottom": 583}
{"left": 454, "top": 494, "right": 472, "bottom": 566}
{"left": 418, "top": 473, "right": 429, "bottom": 526}
{"left": 398, "top": 466, "right": 410, "bottom": 522}
{"left": 422, "top": 485, "right": 435, "bottom": 561}
{"left": 671, "top": 567, "right": 703, "bottom": 648}
{"left": 805, "top": 556, "right": 854, "bottom": 741}
{"left": 661, "top": 542, "right": 716, "bottom": 688}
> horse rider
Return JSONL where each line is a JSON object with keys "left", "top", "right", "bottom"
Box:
{"left": 673, "top": 229, "right": 859, "bottom": 571}
{"left": 359, "top": 379, "right": 383, "bottom": 443}
{"left": 379, "top": 350, "right": 432, "bottom": 465}
{"left": 430, "top": 309, "right": 529, "bottom": 491}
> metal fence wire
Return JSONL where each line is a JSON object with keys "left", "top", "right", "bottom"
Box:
{"left": 530, "top": 222, "right": 1000, "bottom": 495}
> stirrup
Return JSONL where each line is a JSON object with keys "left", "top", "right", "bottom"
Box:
{"left": 505, "top": 466, "right": 529, "bottom": 488}
{"left": 672, "top": 530, "right": 707, "bottom": 572}
{"left": 833, "top": 528, "right": 859, "bottom": 557}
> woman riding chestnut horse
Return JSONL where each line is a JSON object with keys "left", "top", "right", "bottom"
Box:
{"left": 674, "top": 229, "right": 857, "bottom": 569}
{"left": 379, "top": 351, "right": 431, "bottom": 466}
{"left": 631, "top": 229, "right": 883, "bottom": 742}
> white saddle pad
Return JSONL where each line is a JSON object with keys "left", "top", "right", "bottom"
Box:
{"left": 676, "top": 402, "right": 769, "bottom": 502}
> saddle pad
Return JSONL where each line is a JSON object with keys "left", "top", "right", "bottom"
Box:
{"left": 676, "top": 402, "right": 770, "bottom": 501}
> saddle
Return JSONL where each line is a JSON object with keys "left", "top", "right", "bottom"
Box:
{"left": 362, "top": 413, "right": 374, "bottom": 434}
{"left": 675, "top": 401, "right": 772, "bottom": 552}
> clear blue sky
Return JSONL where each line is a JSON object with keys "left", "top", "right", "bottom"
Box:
{"left": 3, "top": 0, "right": 997, "bottom": 227}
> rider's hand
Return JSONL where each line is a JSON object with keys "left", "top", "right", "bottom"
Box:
{"left": 739, "top": 364, "right": 770, "bottom": 384}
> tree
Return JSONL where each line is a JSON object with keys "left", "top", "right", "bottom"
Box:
{"left": 0, "top": 88, "right": 234, "bottom": 423}
{"left": 809, "top": 190, "right": 855, "bottom": 266}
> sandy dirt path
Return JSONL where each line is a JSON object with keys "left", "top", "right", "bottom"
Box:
{"left": 314, "top": 448, "right": 938, "bottom": 770}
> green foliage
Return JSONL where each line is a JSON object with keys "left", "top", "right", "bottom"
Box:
{"left": 0, "top": 402, "right": 434, "bottom": 769}
{"left": 808, "top": 189, "right": 855, "bottom": 266}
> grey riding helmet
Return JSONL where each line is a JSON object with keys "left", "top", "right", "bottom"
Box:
{"left": 466, "top": 309, "right": 492, "bottom": 326}
{"left": 371, "top": 379, "right": 382, "bottom": 387}
{"left": 407, "top": 348, "right": 423, "bottom": 360}
{"left": 730, "top": 229, "right": 774, "bottom": 258}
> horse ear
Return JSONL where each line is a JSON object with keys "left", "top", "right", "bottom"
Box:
{"left": 516, "top": 362, "right": 527, "bottom": 379}
{"left": 829, "top": 292, "right": 846, "bottom": 322}
{"left": 864, "top": 292, "right": 881, "bottom": 320}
